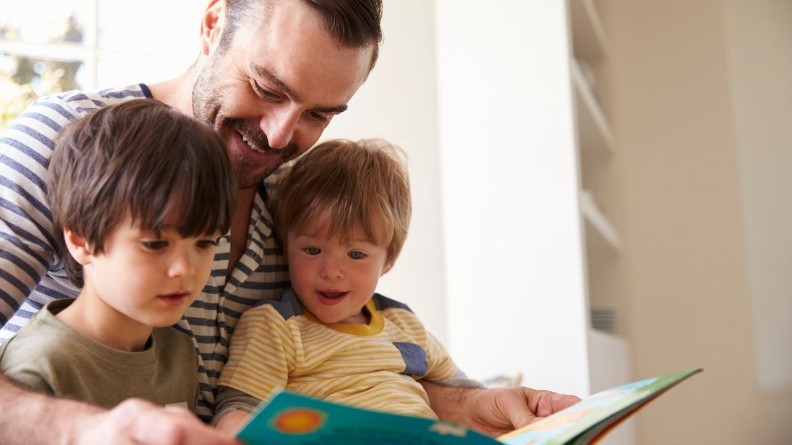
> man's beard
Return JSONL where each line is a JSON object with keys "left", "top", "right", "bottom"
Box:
{"left": 192, "top": 60, "right": 301, "bottom": 188}
{"left": 221, "top": 118, "right": 301, "bottom": 187}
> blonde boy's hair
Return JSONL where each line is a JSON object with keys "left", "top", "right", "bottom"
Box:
{"left": 274, "top": 138, "right": 411, "bottom": 264}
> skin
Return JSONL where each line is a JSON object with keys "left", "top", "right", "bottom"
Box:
{"left": 287, "top": 223, "right": 393, "bottom": 325}
{"left": 153, "top": 0, "right": 373, "bottom": 274}
{"left": 57, "top": 214, "right": 219, "bottom": 352}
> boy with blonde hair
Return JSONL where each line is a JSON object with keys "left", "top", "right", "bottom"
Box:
{"left": 214, "top": 139, "right": 462, "bottom": 431}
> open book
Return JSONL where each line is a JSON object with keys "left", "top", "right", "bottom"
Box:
{"left": 236, "top": 367, "right": 702, "bottom": 445}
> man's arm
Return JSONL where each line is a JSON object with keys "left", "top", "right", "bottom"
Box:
{"left": 422, "top": 380, "right": 581, "bottom": 437}
{"left": 0, "top": 374, "right": 239, "bottom": 445}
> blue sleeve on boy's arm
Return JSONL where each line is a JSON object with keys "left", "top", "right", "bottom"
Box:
{"left": 213, "top": 385, "right": 265, "bottom": 425}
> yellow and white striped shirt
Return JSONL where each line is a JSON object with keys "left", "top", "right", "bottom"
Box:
{"left": 217, "top": 288, "right": 461, "bottom": 419}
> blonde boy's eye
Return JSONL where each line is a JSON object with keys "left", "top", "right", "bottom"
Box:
{"left": 304, "top": 247, "right": 321, "bottom": 255}
{"left": 348, "top": 251, "right": 366, "bottom": 260}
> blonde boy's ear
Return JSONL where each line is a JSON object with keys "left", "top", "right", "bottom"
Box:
{"left": 381, "top": 261, "right": 394, "bottom": 276}
{"left": 63, "top": 228, "right": 92, "bottom": 266}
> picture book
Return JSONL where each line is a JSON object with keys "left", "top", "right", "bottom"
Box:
{"left": 235, "top": 367, "right": 702, "bottom": 445}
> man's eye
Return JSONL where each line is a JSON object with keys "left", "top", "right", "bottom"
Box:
{"left": 307, "top": 110, "right": 331, "bottom": 123}
{"left": 348, "top": 251, "right": 366, "bottom": 260}
{"left": 253, "top": 82, "right": 280, "bottom": 100}
{"left": 304, "top": 247, "right": 321, "bottom": 255}
{"left": 142, "top": 240, "right": 168, "bottom": 251}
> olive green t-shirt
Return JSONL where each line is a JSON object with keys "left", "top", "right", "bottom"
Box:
{"left": 0, "top": 299, "right": 199, "bottom": 411}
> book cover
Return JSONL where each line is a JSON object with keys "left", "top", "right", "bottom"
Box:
{"left": 235, "top": 367, "right": 702, "bottom": 445}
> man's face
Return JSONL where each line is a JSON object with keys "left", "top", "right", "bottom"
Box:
{"left": 193, "top": 0, "right": 374, "bottom": 188}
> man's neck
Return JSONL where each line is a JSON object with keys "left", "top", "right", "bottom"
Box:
{"left": 227, "top": 187, "right": 257, "bottom": 276}
{"left": 147, "top": 71, "right": 196, "bottom": 115}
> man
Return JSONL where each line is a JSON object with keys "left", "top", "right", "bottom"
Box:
{"left": 0, "top": 1, "right": 578, "bottom": 443}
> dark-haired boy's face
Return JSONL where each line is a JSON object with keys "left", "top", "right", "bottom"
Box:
{"left": 78, "top": 212, "right": 220, "bottom": 336}
{"left": 192, "top": 0, "right": 374, "bottom": 188}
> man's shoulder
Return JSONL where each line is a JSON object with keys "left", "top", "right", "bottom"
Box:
{"left": 29, "top": 84, "right": 151, "bottom": 118}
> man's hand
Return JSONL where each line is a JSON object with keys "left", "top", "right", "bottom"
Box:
{"left": 0, "top": 374, "right": 238, "bottom": 445}
{"left": 72, "top": 399, "right": 240, "bottom": 445}
{"left": 423, "top": 381, "right": 580, "bottom": 437}
{"left": 460, "top": 386, "right": 581, "bottom": 437}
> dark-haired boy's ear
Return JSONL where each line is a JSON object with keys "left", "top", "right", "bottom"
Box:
{"left": 63, "top": 228, "right": 92, "bottom": 266}
{"left": 200, "top": 0, "right": 225, "bottom": 56}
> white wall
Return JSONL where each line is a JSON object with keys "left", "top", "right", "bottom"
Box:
{"left": 434, "top": 0, "right": 591, "bottom": 396}
{"left": 725, "top": 0, "right": 792, "bottom": 393}
{"left": 600, "top": 0, "right": 792, "bottom": 442}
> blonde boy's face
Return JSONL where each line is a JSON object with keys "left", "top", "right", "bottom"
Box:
{"left": 79, "top": 214, "right": 219, "bottom": 331}
{"left": 287, "top": 222, "right": 392, "bottom": 325}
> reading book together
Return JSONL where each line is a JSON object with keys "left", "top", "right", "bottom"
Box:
{"left": 234, "top": 367, "right": 703, "bottom": 445}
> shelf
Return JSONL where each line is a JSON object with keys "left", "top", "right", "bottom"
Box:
{"left": 568, "top": 0, "right": 608, "bottom": 63}
{"left": 580, "top": 190, "right": 621, "bottom": 253}
{"left": 572, "top": 60, "right": 615, "bottom": 155}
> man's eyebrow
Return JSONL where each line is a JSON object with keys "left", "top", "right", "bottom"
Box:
{"left": 253, "top": 64, "right": 349, "bottom": 114}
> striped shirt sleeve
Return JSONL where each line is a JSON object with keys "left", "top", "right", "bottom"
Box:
{"left": 0, "top": 86, "right": 149, "bottom": 333}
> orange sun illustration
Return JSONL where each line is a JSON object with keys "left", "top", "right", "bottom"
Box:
{"left": 272, "top": 408, "right": 325, "bottom": 434}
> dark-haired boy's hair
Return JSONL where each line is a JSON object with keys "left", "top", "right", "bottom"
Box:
{"left": 48, "top": 99, "right": 237, "bottom": 287}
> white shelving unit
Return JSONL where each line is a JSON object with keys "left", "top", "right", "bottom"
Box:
{"left": 569, "top": 0, "right": 609, "bottom": 62}
{"left": 569, "top": 0, "right": 624, "bottom": 328}
{"left": 580, "top": 189, "right": 621, "bottom": 253}
{"left": 572, "top": 60, "right": 615, "bottom": 156}
{"left": 568, "top": 3, "right": 634, "bottom": 443}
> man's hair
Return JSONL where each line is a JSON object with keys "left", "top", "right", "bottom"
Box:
{"left": 48, "top": 99, "right": 237, "bottom": 287}
{"left": 274, "top": 139, "right": 411, "bottom": 265}
{"left": 221, "top": 0, "right": 383, "bottom": 71}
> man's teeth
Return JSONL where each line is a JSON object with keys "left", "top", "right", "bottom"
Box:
{"left": 241, "top": 133, "right": 268, "bottom": 154}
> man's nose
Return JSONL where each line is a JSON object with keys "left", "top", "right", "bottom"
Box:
{"left": 260, "top": 106, "right": 301, "bottom": 150}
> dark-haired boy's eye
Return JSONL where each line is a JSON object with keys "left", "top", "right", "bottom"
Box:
{"left": 196, "top": 239, "right": 219, "bottom": 250}
{"left": 142, "top": 240, "right": 168, "bottom": 251}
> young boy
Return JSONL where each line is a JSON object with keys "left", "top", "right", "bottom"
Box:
{"left": 213, "top": 138, "right": 463, "bottom": 432}
{"left": 0, "top": 99, "right": 236, "bottom": 412}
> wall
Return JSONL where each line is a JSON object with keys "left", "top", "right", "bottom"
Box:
{"left": 434, "top": 0, "right": 591, "bottom": 395}
{"left": 598, "top": 0, "right": 792, "bottom": 443}
{"left": 726, "top": 0, "right": 792, "bottom": 393}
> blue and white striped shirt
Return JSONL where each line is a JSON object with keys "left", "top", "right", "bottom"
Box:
{"left": 0, "top": 84, "right": 290, "bottom": 421}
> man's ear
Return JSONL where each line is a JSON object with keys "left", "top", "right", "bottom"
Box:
{"left": 63, "top": 228, "right": 92, "bottom": 266}
{"left": 200, "top": 0, "right": 226, "bottom": 56}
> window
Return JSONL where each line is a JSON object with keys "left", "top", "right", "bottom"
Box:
{"left": 0, "top": 0, "right": 201, "bottom": 129}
